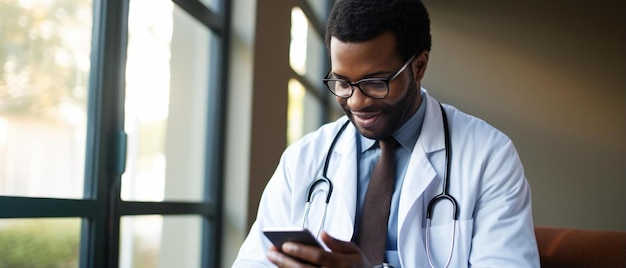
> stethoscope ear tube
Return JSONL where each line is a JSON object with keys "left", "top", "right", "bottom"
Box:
{"left": 307, "top": 120, "right": 349, "bottom": 204}
{"left": 426, "top": 104, "right": 459, "bottom": 221}
{"left": 305, "top": 177, "right": 333, "bottom": 203}
{"left": 425, "top": 104, "right": 459, "bottom": 268}
{"left": 302, "top": 120, "right": 349, "bottom": 235}
{"left": 322, "top": 121, "right": 350, "bottom": 184}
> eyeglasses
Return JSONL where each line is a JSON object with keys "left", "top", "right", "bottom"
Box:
{"left": 323, "top": 54, "right": 416, "bottom": 99}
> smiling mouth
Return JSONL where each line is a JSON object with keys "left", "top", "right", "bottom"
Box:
{"left": 352, "top": 112, "right": 382, "bottom": 128}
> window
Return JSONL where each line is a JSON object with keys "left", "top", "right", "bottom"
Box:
{"left": 0, "top": 0, "right": 229, "bottom": 267}
{"left": 287, "top": 1, "right": 340, "bottom": 144}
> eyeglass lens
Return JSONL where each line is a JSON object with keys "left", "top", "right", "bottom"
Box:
{"left": 326, "top": 79, "right": 389, "bottom": 99}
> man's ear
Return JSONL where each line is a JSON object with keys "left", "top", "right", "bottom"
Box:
{"left": 412, "top": 51, "right": 429, "bottom": 81}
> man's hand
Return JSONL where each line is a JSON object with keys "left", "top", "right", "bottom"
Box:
{"left": 267, "top": 231, "right": 372, "bottom": 267}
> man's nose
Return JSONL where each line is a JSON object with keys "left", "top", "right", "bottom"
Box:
{"left": 346, "top": 86, "right": 373, "bottom": 109}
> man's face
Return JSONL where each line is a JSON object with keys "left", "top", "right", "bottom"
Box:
{"left": 329, "top": 32, "right": 427, "bottom": 140}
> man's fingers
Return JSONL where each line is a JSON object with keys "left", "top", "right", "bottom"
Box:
{"left": 268, "top": 246, "right": 318, "bottom": 268}
{"left": 319, "top": 231, "right": 372, "bottom": 267}
{"left": 320, "top": 231, "right": 360, "bottom": 254}
{"left": 267, "top": 233, "right": 370, "bottom": 267}
{"left": 268, "top": 250, "right": 299, "bottom": 267}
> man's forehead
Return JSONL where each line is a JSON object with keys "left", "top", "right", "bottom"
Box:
{"left": 329, "top": 33, "right": 398, "bottom": 58}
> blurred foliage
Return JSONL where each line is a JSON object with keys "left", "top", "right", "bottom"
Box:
{"left": 0, "top": 0, "right": 91, "bottom": 118}
{"left": 0, "top": 219, "right": 80, "bottom": 267}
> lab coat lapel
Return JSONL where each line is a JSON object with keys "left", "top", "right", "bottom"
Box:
{"left": 397, "top": 92, "right": 447, "bottom": 265}
{"left": 324, "top": 122, "right": 358, "bottom": 242}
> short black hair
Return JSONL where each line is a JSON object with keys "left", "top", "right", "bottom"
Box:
{"left": 325, "top": 0, "right": 431, "bottom": 61}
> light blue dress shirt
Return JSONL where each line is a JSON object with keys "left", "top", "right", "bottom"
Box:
{"left": 354, "top": 99, "right": 426, "bottom": 267}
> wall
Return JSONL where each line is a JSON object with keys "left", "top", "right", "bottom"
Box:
{"left": 422, "top": 0, "right": 625, "bottom": 231}
{"left": 222, "top": 0, "right": 292, "bottom": 266}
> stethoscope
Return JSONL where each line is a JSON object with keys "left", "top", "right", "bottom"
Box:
{"left": 302, "top": 103, "right": 458, "bottom": 268}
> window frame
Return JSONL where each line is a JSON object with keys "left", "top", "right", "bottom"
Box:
{"left": 289, "top": 0, "right": 337, "bottom": 134}
{"left": 0, "top": 0, "right": 230, "bottom": 267}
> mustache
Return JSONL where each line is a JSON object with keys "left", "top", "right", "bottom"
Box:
{"left": 342, "top": 102, "right": 391, "bottom": 114}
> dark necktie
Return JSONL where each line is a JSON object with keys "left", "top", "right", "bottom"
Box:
{"left": 355, "top": 138, "right": 398, "bottom": 264}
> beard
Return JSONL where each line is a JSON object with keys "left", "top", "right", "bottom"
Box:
{"left": 340, "top": 78, "right": 421, "bottom": 140}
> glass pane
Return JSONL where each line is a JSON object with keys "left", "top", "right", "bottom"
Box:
{"left": 290, "top": 7, "right": 326, "bottom": 87}
{"left": 303, "top": 86, "right": 324, "bottom": 134}
{"left": 288, "top": 79, "right": 305, "bottom": 145}
{"left": 123, "top": 0, "right": 213, "bottom": 202}
{"left": 305, "top": 0, "right": 329, "bottom": 23}
{"left": 199, "top": 0, "right": 221, "bottom": 13}
{"left": 0, "top": 0, "right": 92, "bottom": 199}
{"left": 119, "top": 215, "right": 202, "bottom": 268}
{"left": 0, "top": 218, "right": 80, "bottom": 267}
{"left": 288, "top": 79, "right": 323, "bottom": 145}
{"left": 289, "top": 7, "right": 327, "bottom": 145}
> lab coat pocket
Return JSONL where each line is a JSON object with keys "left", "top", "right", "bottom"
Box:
{"left": 423, "top": 219, "right": 473, "bottom": 267}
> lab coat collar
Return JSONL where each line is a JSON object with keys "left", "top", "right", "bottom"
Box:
{"left": 417, "top": 88, "right": 446, "bottom": 154}
{"left": 398, "top": 89, "right": 446, "bottom": 232}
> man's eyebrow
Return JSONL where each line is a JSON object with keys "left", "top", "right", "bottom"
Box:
{"left": 329, "top": 70, "right": 392, "bottom": 81}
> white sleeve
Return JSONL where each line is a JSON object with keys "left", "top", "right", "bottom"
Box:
{"left": 469, "top": 139, "right": 540, "bottom": 267}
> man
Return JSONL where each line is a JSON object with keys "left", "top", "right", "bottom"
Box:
{"left": 233, "top": 0, "right": 539, "bottom": 267}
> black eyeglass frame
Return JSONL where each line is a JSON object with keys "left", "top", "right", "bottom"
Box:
{"left": 322, "top": 53, "right": 417, "bottom": 99}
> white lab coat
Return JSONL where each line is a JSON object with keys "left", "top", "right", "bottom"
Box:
{"left": 233, "top": 90, "right": 540, "bottom": 267}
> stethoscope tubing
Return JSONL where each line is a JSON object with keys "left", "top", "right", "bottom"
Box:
{"left": 425, "top": 104, "right": 458, "bottom": 268}
{"left": 302, "top": 120, "right": 350, "bottom": 236}
{"left": 426, "top": 104, "right": 459, "bottom": 221}
{"left": 303, "top": 103, "right": 457, "bottom": 267}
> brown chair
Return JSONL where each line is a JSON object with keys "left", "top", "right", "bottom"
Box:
{"left": 535, "top": 226, "right": 626, "bottom": 268}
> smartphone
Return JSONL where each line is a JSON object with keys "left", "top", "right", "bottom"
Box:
{"left": 262, "top": 227, "right": 322, "bottom": 251}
